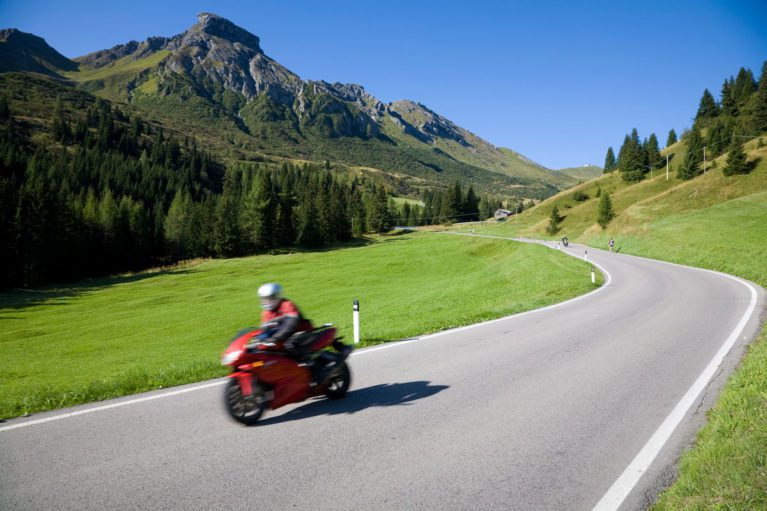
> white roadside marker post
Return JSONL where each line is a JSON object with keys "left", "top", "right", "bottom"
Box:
{"left": 353, "top": 299, "right": 360, "bottom": 344}
{"left": 584, "top": 250, "right": 588, "bottom": 261}
{"left": 591, "top": 267, "right": 596, "bottom": 284}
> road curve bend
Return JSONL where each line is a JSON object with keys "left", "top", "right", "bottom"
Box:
{"left": 1, "top": 236, "right": 764, "bottom": 511}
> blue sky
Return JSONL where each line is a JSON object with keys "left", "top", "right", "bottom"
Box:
{"left": 2, "top": 0, "right": 766, "bottom": 169}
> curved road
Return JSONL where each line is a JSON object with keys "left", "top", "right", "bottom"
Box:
{"left": 1, "top": 237, "right": 764, "bottom": 510}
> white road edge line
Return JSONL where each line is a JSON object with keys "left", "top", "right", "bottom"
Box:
{"left": 592, "top": 269, "right": 759, "bottom": 511}
{"left": 0, "top": 233, "right": 610, "bottom": 433}
{"left": 447, "top": 232, "right": 763, "bottom": 510}
{"left": 0, "top": 380, "right": 226, "bottom": 433}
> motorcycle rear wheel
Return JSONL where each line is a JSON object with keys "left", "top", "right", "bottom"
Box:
{"left": 224, "top": 378, "right": 268, "bottom": 425}
{"left": 324, "top": 362, "right": 351, "bottom": 400}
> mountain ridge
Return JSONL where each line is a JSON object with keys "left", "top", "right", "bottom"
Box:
{"left": 1, "top": 12, "right": 579, "bottom": 198}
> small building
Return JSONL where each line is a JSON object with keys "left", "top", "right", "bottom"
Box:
{"left": 494, "top": 209, "right": 511, "bottom": 219}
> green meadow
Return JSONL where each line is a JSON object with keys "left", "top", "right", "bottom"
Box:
{"left": 0, "top": 232, "right": 599, "bottom": 419}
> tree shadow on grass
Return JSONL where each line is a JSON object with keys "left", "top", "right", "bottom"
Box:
{"left": 255, "top": 380, "right": 449, "bottom": 427}
{"left": 0, "top": 268, "right": 198, "bottom": 312}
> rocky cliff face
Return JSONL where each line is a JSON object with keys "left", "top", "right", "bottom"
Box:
{"left": 162, "top": 13, "right": 301, "bottom": 102}
{"left": 388, "top": 100, "right": 472, "bottom": 147}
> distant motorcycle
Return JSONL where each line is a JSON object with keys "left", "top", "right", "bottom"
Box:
{"left": 562, "top": 237, "right": 569, "bottom": 247}
{"left": 221, "top": 323, "right": 352, "bottom": 425}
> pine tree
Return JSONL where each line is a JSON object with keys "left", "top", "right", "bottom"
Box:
{"left": 295, "top": 189, "right": 322, "bottom": 247}
{"left": 316, "top": 174, "right": 334, "bottom": 243}
{"left": 164, "top": 190, "right": 193, "bottom": 258}
{"left": 366, "top": 185, "right": 389, "bottom": 232}
{"left": 645, "top": 133, "right": 661, "bottom": 170}
{"left": 213, "top": 170, "right": 243, "bottom": 256}
{"left": 463, "top": 185, "right": 479, "bottom": 221}
{"left": 51, "top": 95, "right": 71, "bottom": 144}
{"left": 275, "top": 191, "right": 296, "bottom": 246}
{"left": 722, "top": 137, "right": 750, "bottom": 176}
{"left": 401, "top": 202, "right": 411, "bottom": 227}
{"left": 677, "top": 129, "right": 704, "bottom": 180}
{"left": 546, "top": 206, "right": 563, "bottom": 235}
{"left": 618, "top": 128, "right": 646, "bottom": 182}
{"left": 443, "top": 180, "right": 462, "bottom": 223}
{"left": 733, "top": 67, "right": 756, "bottom": 107}
{"left": 603, "top": 147, "right": 617, "bottom": 173}
{"left": 753, "top": 61, "right": 767, "bottom": 132}
{"left": 348, "top": 184, "right": 365, "bottom": 235}
{"left": 721, "top": 78, "right": 737, "bottom": 116}
{"left": 331, "top": 181, "right": 351, "bottom": 241}
{"left": 706, "top": 118, "right": 731, "bottom": 157}
{"left": 242, "top": 170, "right": 276, "bottom": 250}
{"left": 596, "top": 192, "right": 614, "bottom": 229}
{"left": 694, "top": 89, "right": 719, "bottom": 126}
{"left": 666, "top": 129, "right": 677, "bottom": 147}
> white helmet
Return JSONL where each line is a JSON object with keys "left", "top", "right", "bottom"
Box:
{"left": 258, "top": 283, "right": 283, "bottom": 311}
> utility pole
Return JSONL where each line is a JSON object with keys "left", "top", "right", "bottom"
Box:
{"left": 666, "top": 154, "right": 669, "bottom": 181}
{"left": 703, "top": 146, "right": 706, "bottom": 173}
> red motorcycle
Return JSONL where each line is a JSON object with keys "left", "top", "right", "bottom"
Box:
{"left": 221, "top": 323, "right": 353, "bottom": 425}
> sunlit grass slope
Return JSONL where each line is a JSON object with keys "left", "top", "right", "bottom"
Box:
{"left": 0, "top": 232, "right": 599, "bottom": 419}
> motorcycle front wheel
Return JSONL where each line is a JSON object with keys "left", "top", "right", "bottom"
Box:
{"left": 324, "top": 361, "right": 351, "bottom": 400}
{"left": 224, "top": 378, "right": 268, "bottom": 425}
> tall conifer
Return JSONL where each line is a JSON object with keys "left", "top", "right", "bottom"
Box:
{"left": 604, "top": 147, "right": 617, "bottom": 172}
{"left": 666, "top": 129, "right": 677, "bottom": 147}
{"left": 752, "top": 61, "right": 767, "bottom": 132}
{"left": 722, "top": 137, "right": 750, "bottom": 176}
{"left": 677, "top": 129, "right": 704, "bottom": 180}
{"left": 597, "top": 192, "right": 614, "bottom": 229}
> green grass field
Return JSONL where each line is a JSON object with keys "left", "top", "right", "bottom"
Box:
{"left": 0, "top": 232, "right": 600, "bottom": 420}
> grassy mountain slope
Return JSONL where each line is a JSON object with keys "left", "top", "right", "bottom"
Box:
{"left": 384, "top": 99, "right": 577, "bottom": 188}
{"left": 60, "top": 61, "right": 559, "bottom": 198}
{"left": 0, "top": 28, "right": 77, "bottom": 77}
{"left": 556, "top": 164, "right": 603, "bottom": 181}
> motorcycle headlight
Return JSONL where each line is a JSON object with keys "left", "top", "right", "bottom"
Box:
{"left": 221, "top": 350, "right": 243, "bottom": 366}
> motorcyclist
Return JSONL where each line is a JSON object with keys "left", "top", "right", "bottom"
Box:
{"left": 253, "top": 283, "right": 313, "bottom": 355}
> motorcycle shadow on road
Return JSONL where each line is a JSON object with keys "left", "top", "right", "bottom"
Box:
{"left": 255, "top": 380, "right": 449, "bottom": 427}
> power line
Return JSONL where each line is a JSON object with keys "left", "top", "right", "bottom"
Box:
{"left": 381, "top": 211, "right": 491, "bottom": 223}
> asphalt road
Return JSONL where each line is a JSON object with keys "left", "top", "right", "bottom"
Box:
{"left": 1, "top": 238, "right": 764, "bottom": 510}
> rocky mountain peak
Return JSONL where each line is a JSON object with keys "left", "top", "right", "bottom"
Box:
{"left": 191, "top": 12, "right": 261, "bottom": 52}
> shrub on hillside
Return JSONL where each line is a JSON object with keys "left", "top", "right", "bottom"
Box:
{"left": 572, "top": 190, "right": 589, "bottom": 202}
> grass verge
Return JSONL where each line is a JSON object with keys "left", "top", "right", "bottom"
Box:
{"left": 653, "top": 326, "right": 767, "bottom": 509}
{"left": 0, "top": 232, "right": 600, "bottom": 420}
